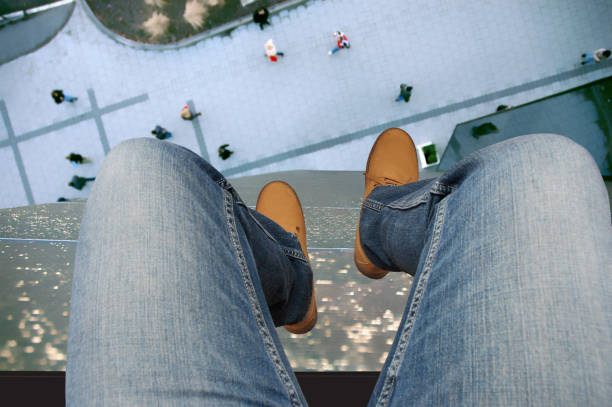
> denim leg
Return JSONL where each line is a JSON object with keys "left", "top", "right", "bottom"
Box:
{"left": 582, "top": 53, "right": 595, "bottom": 64}
{"left": 66, "top": 138, "right": 310, "bottom": 406}
{"left": 361, "top": 134, "right": 612, "bottom": 406}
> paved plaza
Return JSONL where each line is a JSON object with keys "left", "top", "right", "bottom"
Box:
{"left": 1, "top": 0, "right": 611, "bottom": 208}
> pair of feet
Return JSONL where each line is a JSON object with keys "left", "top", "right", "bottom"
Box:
{"left": 255, "top": 128, "right": 419, "bottom": 334}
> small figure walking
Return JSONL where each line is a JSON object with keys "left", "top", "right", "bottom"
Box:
{"left": 265, "top": 39, "right": 284, "bottom": 62}
{"left": 68, "top": 175, "right": 95, "bottom": 190}
{"left": 181, "top": 105, "right": 202, "bottom": 121}
{"left": 151, "top": 125, "right": 172, "bottom": 140}
{"left": 66, "top": 152, "right": 85, "bottom": 168}
{"left": 395, "top": 84, "right": 413, "bottom": 103}
{"left": 51, "top": 90, "right": 78, "bottom": 104}
{"left": 328, "top": 31, "right": 350, "bottom": 55}
{"left": 253, "top": 6, "right": 271, "bottom": 30}
{"left": 218, "top": 144, "right": 234, "bottom": 160}
{"left": 581, "top": 48, "right": 611, "bottom": 65}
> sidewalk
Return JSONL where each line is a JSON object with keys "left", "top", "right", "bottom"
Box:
{"left": 1, "top": 0, "right": 611, "bottom": 208}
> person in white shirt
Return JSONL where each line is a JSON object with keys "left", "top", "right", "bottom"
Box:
{"left": 265, "top": 39, "right": 284, "bottom": 62}
{"left": 581, "top": 48, "right": 611, "bottom": 65}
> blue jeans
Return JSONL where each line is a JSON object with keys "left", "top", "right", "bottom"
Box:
{"left": 66, "top": 134, "right": 611, "bottom": 405}
{"left": 64, "top": 94, "right": 77, "bottom": 102}
{"left": 582, "top": 53, "right": 596, "bottom": 64}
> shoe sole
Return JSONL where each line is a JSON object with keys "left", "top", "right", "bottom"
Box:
{"left": 255, "top": 181, "right": 317, "bottom": 334}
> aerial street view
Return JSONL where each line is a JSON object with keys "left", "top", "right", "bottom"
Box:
{"left": 1, "top": 0, "right": 611, "bottom": 405}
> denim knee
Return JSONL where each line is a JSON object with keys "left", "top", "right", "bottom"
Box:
{"left": 99, "top": 138, "right": 166, "bottom": 180}
{"left": 485, "top": 133, "right": 600, "bottom": 180}
{"left": 99, "top": 138, "right": 222, "bottom": 190}
{"left": 457, "top": 133, "right": 604, "bottom": 200}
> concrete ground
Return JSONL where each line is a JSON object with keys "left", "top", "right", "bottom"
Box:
{"left": 1, "top": 0, "right": 611, "bottom": 209}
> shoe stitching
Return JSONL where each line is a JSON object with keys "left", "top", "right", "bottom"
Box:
{"left": 365, "top": 173, "right": 406, "bottom": 188}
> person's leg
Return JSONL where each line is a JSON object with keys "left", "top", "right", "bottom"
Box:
{"left": 64, "top": 94, "right": 77, "bottom": 102}
{"left": 66, "top": 138, "right": 311, "bottom": 406}
{"left": 277, "top": 52, "right": 284, "bottom": 57}
{"left": 395, "top": 94, "right": 404, "bottom": 102}
{"left": 582, "top": 53, "right": 595, "bottom": 65}
{"left": 361, "top": 133, "right": 611, "bottom": 405}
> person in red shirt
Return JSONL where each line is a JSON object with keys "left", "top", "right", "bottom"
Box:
{"left": 328, "top": 31, "right": 350, "bottom": 55}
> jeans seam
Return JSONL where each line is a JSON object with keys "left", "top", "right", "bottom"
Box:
{"left": 363, "top": 199, "right": 383, "bottom": 211}
{"left": 283, "top": 247, "right": 309, "bottom": 263}
{"left": 223, "top": 189, "right": 303, "bottom": 407}
{"left": 375, "top": 197, "right": 449, "bottom": 407}
{"left": 244, "top": 207, "right": 281, "bottom": 243}
{"left": 243, "top": 208, "right": 308, "bottom": 263}
{"left": 432, "top": 182, "right": 456, "bottom": 194}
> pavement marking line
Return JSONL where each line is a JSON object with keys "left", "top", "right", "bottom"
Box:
{"left": 10, "top": 112, "right": 94, "bottom": 146}
{"left": 98, "top": 93, "right": 149, "bottom": 116}
{"left": 187, "top": 99, "right": 210, "bottom": 161}
{"left": 0, "top": 100, "right": 35, "bottom": 205}
{"left": 88, "top": 89, "right": 111, "bottom": 154}
{"left": 0, "top": 92, "right": 149, "bottom": 150}
{"left": 223, "top": 63, "right": 612, "bottom": 177}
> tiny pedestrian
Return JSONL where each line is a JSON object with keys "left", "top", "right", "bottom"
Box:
{"left": 395, "top": 84, "right": 413, "bottom": 103}
{"left": 68, "top": 175, "right": 95, "bottom": 191}
{"left": 328, "top": 31, "right": 350, "bottom": 55}
{"left": 51, "top": 90, "right": 78, "bottom": 104}
{"left": 253, "top": 6, "right": 271, "bottom": 30}
{"left": 218, "top": 144, "right": 234, "bottom": 160}
{"left": 66, "top": 153, "right": 85, "bottom": 168}
{"left": 581, "top": 48, "right": 611, "bottom": 65}
{"left": 181, "top": 105, "right": 202, "bottom": 121}
{"left": 151, "top": 125, "right": 172, "bottom": 140}
{"left": 265, "top": 39, "right": 284, "bottom": 62}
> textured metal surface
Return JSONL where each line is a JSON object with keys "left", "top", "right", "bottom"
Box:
{"left": 0, "top": 240, "right": 73, "bottom": 370}
{"left": 0, "top": 202, "right": 84, "bottom": 241}
{"left": 0, "top": 243, "right": 412, "bottom": 372}
{"left": 279, "top": 250, "right": 413, "bottom": 371}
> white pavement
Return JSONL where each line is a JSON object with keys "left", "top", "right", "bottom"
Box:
{"left": 1, "top": 0, "right": 612, "bottom": 208}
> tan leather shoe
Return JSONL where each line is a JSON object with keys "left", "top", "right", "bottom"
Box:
{"left": 354, "top": 128, "right": 419, "bottom": 279}
{"left": 255, "top": 181, "right": 317, "bottom": 334}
